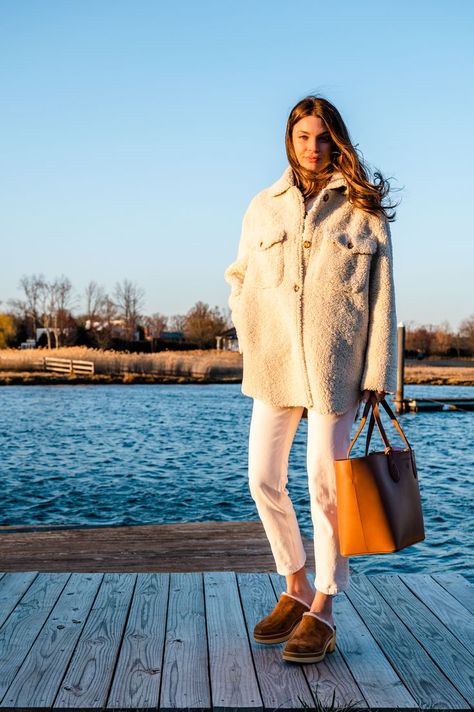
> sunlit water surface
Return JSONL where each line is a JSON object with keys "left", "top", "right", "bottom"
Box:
{"left": 1, "top": 383, "right": 472, "bottom": 582}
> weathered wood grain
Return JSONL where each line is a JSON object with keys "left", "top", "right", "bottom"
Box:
{"left": 204, "top": 571, "right": 262, "bottom": 712}
{"left": 0, "top": 571, "right": 472, "bottom": 711}
{"left": 107, "top": 573, "right": 169, "bottom": 710}
{"left": 346, "top": 573, "right": 469, "bottom": 710}
{"left": 0, "top": 571, "right": 38, "bottom": 628}
{"left": 0, "top": 521, "right": 315, "bottom": 573}
{"left": 1, "top": 574, "right": 103, "bottom": 709}
{"left": 332, "top": 590, "right": 417, "bottom": 710}
{"left": 0, "top": 572, "right": 70, "bottom": 702}
{"left": 431, "top": 572, "right": 474, "bottom": 615}
{"left": 54, "top": 573, "right": 136, "bottom": 709}
{"left": 160, "top": 572, "right": 210, "bottom": 712}
{"left": 372, "top": 574, "right": 474, "bottom": 705}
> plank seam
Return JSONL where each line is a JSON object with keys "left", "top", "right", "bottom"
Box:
{"left": 236, "top": 571, "right": 269, "bottom": 710}
{"left": 49, "top": 572, "right": 105, "bottom": 710}
{"left": 364, "top": 574, "right": 470, "bottom": 708}
{"left": 104, "top": 572, "right": 140, "bottom": 709}
{"left": 0, "top": 572, "right": 72, "bottom": 708}
{"left": 336, "top": 589, "right": 411, "bottom": 710}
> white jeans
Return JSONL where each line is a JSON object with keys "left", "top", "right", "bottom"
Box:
{"left": 248, "top": 397, "right": 361, "bottom": 595}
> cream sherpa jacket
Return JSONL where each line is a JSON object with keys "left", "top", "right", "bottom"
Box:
{"left": 224, "top": 165, "right": 398, "bottom": 415}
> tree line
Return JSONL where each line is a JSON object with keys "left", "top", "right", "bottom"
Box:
{"left": 0, "top": 273, "right": 473, "bottom": 356}
{"left": 0, "top": 274, "right": 230, "bottom": 350}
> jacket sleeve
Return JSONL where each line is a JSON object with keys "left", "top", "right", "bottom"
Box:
{"left": 223, "top": 201, "right": 254, "bottom": 354}
{"left": 359, "top": 216, "right": 398, "bottom": 394}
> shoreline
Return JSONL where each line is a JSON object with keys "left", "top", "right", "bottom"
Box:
{"left": 0, "top": 367, "right": 473, "bottom": 386}
{"left": 1, "top": 348, "right": 473, "bottom": 387}
{"left": 0, "top": 370, "right": 240, "bottom": 385}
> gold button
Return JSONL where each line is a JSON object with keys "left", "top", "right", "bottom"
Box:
{"left": 293, "top": 284, "right": 300, "bottom": 292}
{"left": 323, "top": 193, "right": 329, "bottom": 202}
{"left": 303, "top": 240, "right": 311, "bottom": 248}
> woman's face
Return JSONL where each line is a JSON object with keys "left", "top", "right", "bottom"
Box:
{"left": 292, "top": 115, "right": 333, "bottom": 173}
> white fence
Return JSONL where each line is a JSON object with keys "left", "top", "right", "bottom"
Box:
{"left": 39, "top": 357, "right": 95, "bottom": 375}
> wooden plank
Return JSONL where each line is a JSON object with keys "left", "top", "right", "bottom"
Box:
{"left": 431, "top": 573, "right": 474, "bottom": 616}
{"left": 0, "top": 572, "right": 70, "bottom": 702}
{"left": 71, "top": 360, "right": 94, "bottom": 375}
{"left": 401, "top": 573, "right": 474, "bottom": 655}
{"left": 0, "top": 521, "right": 315, "bottom": 573}
{"left": 237, "top": 572, "right": 315, "bottom": 710}
{"left": 0, "top": 572, "right": 38, "bottom": 627}
{"left": 271, "top": 572, "right": 370, "bottom": 709}
{"left": 345, "top": 573, "right": 469, "bottom": 710}
{"left": 53, "top": 573, "right": 136, "bottom": 709}
{"left": 204, "top": 571, "right": 262, "bottom": 712}
{"left": 1, "top": 573, "right": 103, "bottom": 709}
{"left": 44, "top": 358, "right": 72, "bottom": 374}
{"left": 106, "top": 573, "right": 169, "bottom": 710}
{"left": 333, "top": 590, "right": 417, "bottom": 710}
{"left": 159, "top": 572, "right": 210, "bottom": 712}
{"left": 371, "top": 574, "right": 474, "bottom": 705}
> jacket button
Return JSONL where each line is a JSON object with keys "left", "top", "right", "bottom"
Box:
{"left": 347, "top": 241, "right": 353, "bottom": 249}
{"left": 293, "top": 284, "right": 300, "bottom": 292}
{"left": 323, "top": 193, "right": 329, "bottom": 202}
{"left": 303, "top": 240, "right": 311, "bottom": 248}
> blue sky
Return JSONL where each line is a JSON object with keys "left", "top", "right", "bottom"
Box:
{"left": 1, "top": 0, "right": 473, "bottom": 331}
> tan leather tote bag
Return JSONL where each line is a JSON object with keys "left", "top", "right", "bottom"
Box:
{"left": 334, "top": 399, "right": 425, "bottom": 556}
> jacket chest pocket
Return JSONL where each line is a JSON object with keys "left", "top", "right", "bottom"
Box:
{"left": 330, "top": 232, "right": 378, "bottom": 293}
{"left": 249, "top": 230, "right": 286, "bottom": 288}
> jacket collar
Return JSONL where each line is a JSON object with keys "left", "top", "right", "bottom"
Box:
{"left": 268, "top": 164, "right": 347, "bottom": 197}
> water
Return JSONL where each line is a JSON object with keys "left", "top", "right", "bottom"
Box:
{"left": 1, "top": 383, "right": 473, "bottom": 582}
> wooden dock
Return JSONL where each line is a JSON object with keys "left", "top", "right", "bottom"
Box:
{"left": 0, "top": 521, "right": 316, "bottom": 573}
{"left": 0, "top": 570, "right": 472, "bottom": 711}
{"left": 0, "top": 522, "right": 472, "bottom": 710}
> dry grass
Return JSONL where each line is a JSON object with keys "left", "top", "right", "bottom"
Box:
{"left": 404, "top": 365, "right": 474, "bottom": 385}
{"left": 0, "top": 346, "right": 243, "bottom": 380}
{"left": 1, "top": 348, "right": 473, "bottom": 385}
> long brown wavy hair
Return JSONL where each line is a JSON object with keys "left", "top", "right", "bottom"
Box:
{"left": 285, "top": 95, "right": 399, "bottom": 221}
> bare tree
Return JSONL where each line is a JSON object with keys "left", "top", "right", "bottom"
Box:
{"left": 84, "top": 281, "right": 106, "bottom": 327}
{"left": 168, "top": 314, "right": 186, "bottom": 333}
{"left": 183, "top": 301, "right": 227, "bottom": 348}
{"left": 430, "top": 320, "right": 453, "bottom": 356}
{"left": 94, "top": 295, "right": 118, "bottom": 348}
{"left": 459, "top": 313, "right": 474, "bottom": 354}
{"left": 143, "top": 312, "right": 168, "bottom": 339}
{"left": 54, "top": 276, "right": 76, "bottom": 346}
{"left": 114, "top": 279, "right": 145, "bottom": 341}
{"left": 8, "top": 273, "right": 45, "bottom": 339}
{"left": 37, "top": 278, "right": 57, "bottom": 349}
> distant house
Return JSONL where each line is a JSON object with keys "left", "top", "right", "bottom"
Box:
{"left": 216, "top": 327, "right": 240, "bottom": 351}
{"left": 159, "top": 331, "right": 186, "bottom": 343}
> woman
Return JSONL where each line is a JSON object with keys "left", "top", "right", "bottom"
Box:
{"left": 224, "top": 95, "right": 398, "bottom": 664}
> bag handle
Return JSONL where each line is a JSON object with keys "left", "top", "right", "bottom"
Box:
{"left": 346, "top": 398, "right": 413, "bottom": 458}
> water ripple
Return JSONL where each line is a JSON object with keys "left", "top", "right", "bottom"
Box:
{"left": 0, "top": 382, "right": 472, "bottom": 581}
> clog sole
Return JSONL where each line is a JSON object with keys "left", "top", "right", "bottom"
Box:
{"left": 282, "top": 632, "right": 336, "bottom": 663}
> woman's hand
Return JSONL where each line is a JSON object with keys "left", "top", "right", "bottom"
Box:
{"left": 361, "top": 389, "right": 386, "bottom": 405}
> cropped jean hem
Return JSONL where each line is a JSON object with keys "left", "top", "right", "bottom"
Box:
{"left": 276, "top": 557, "right": 307, "bottom": 577}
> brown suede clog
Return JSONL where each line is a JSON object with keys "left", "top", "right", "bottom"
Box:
{"left": 253, "top": 592, "right": 310, "bottom": 644}
{"left": 282, "top": 611, "right": 336, "bottom": 663}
